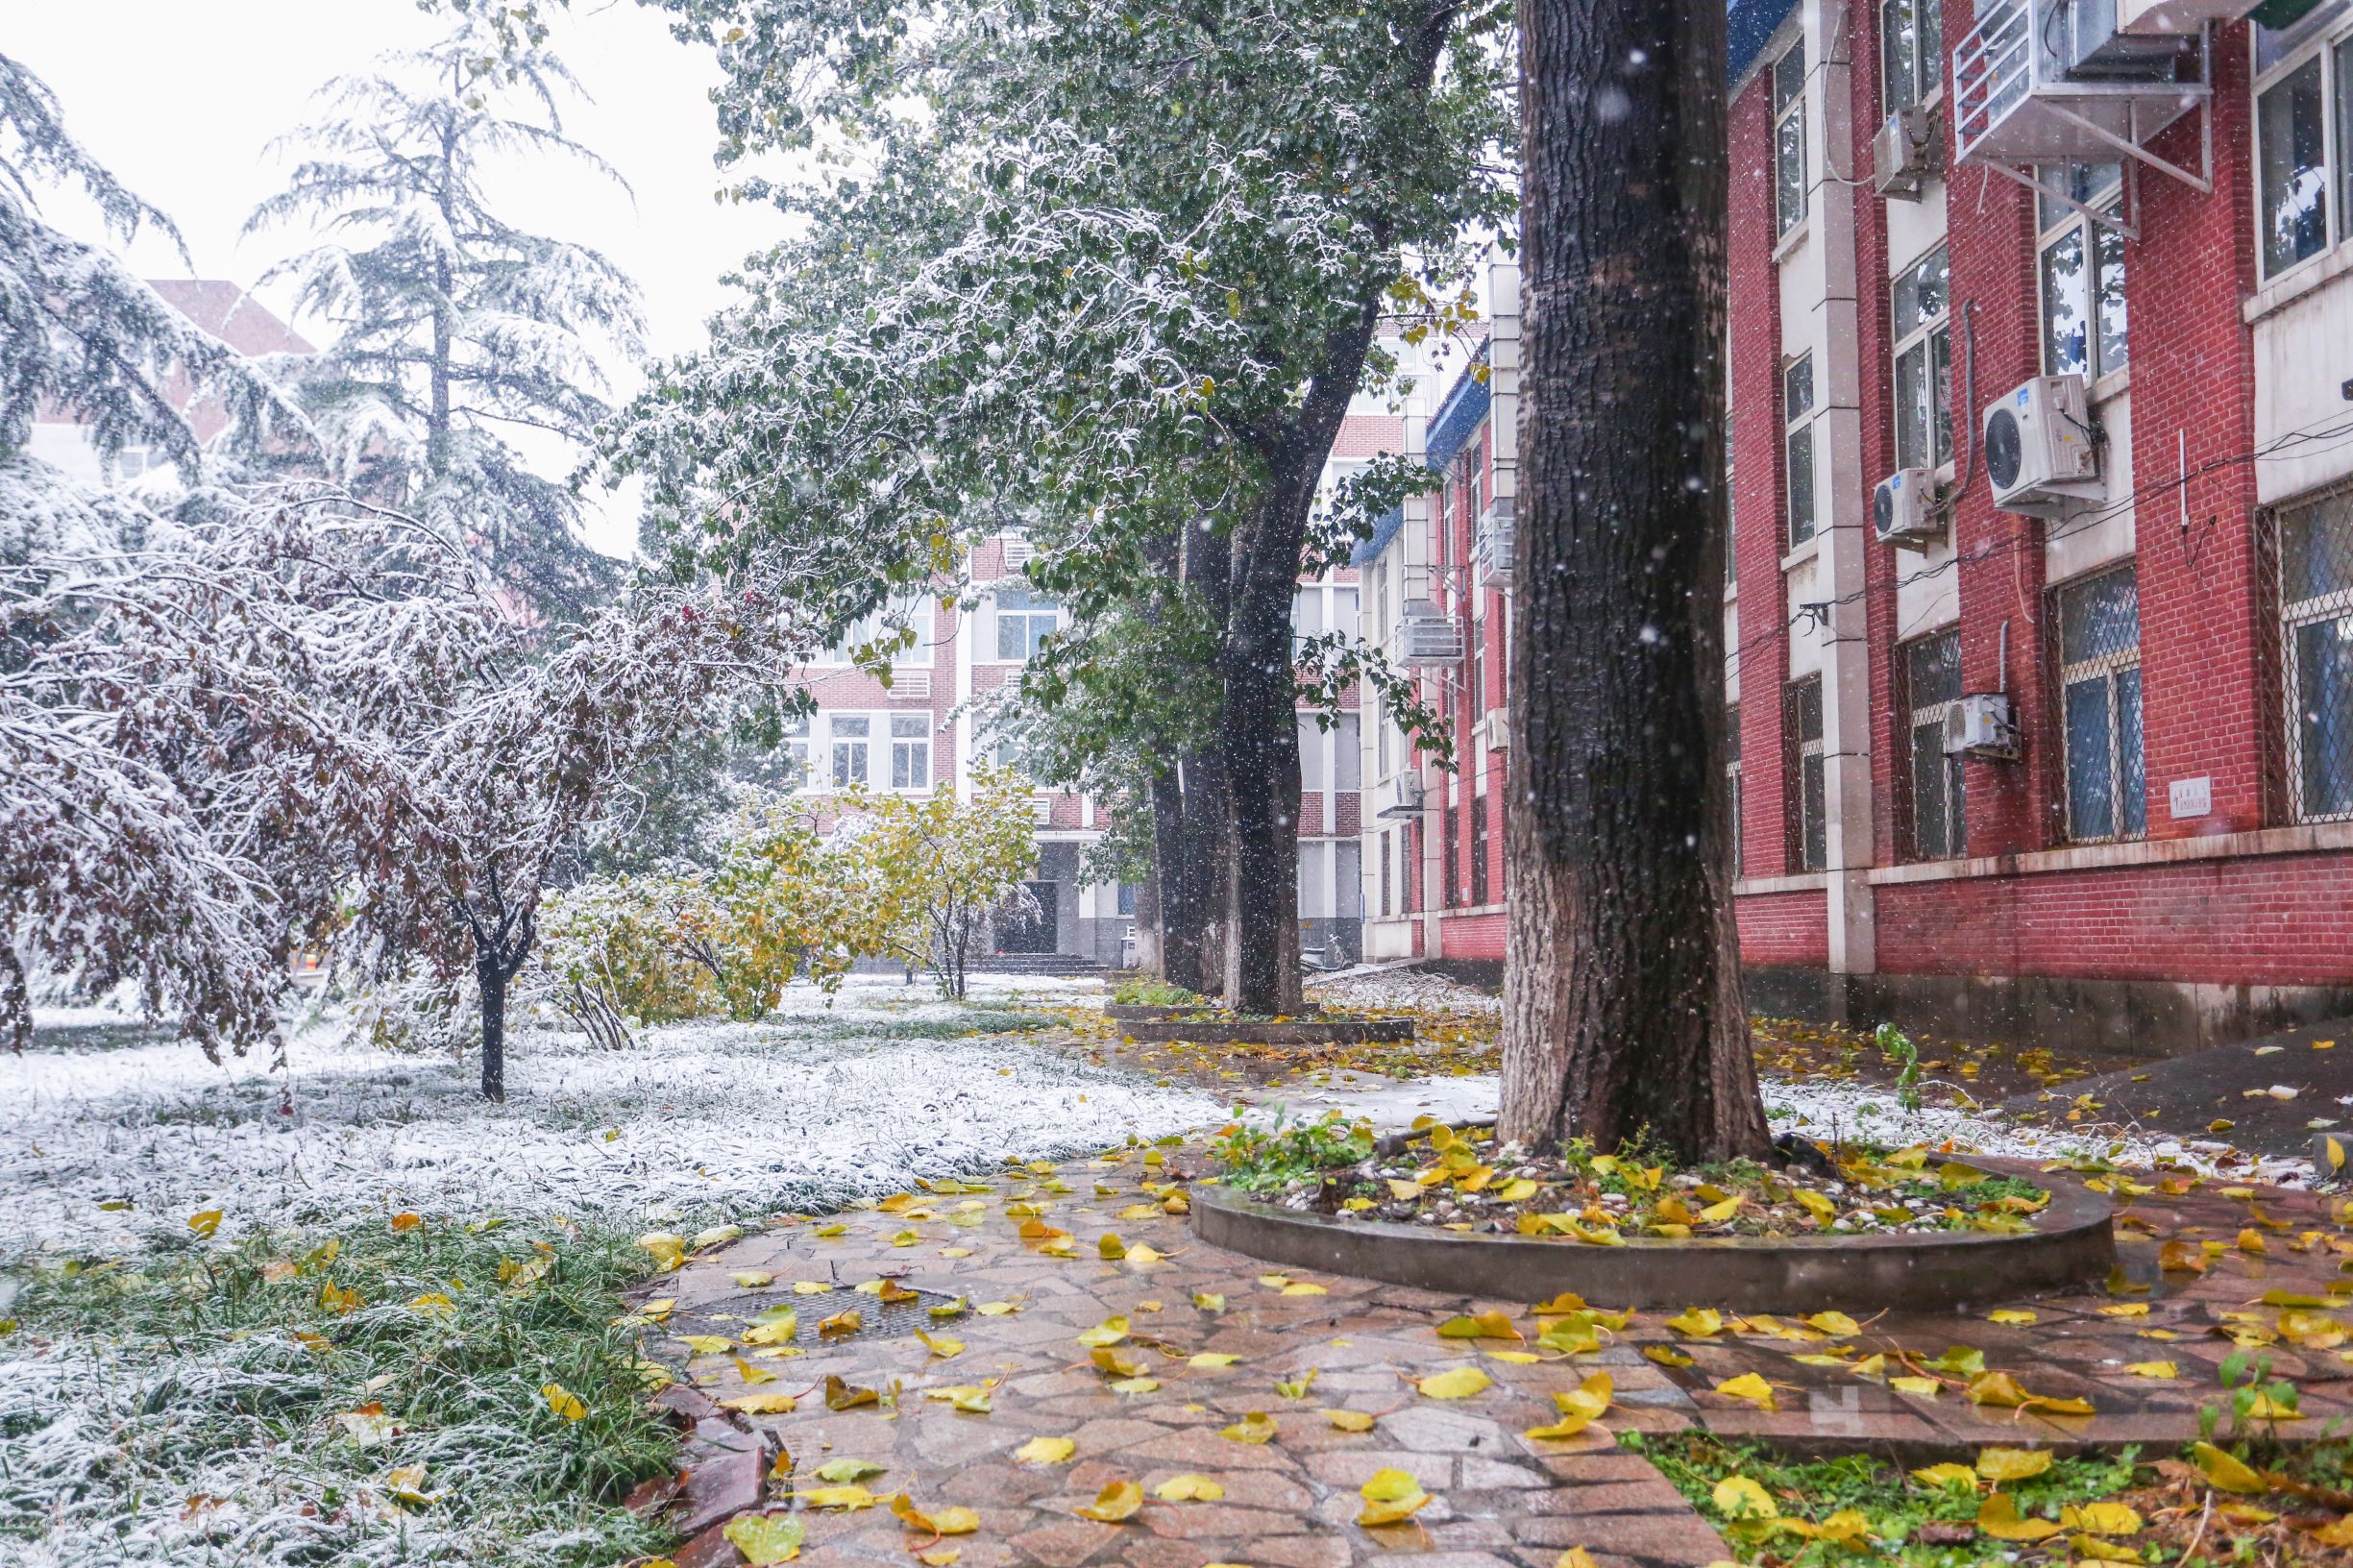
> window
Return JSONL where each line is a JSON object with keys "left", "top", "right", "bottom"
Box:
{"left": 1774, "top": 39, "right": 1808, "bottom": 239}
{"left": 1441, "top": 802, "right": 1459, "bottom": 909}
{"left": 1292, "top": 585, "right": 1325, "bottom": 645}
{"left": 2253, "top": 33, "right": 2338, "bottom": 279}
{"left": 1785, "top": 676, "right": 1826, "bottom": 871}
{"left": 890, "top": 714, "right": 930, "bottom": 791}
{"left": 2037, "top": 164, "right": 2127, "bottom": 380}
{"left": 1116, "top": 882, "right": 1138, "bottom": 917}
{"left": 829, "top": 715, "right": 871, "bottom": 789}
{"left": 994, "top": 587, "right": 1058, "bottom": 661}
{"left": 1469, "top": 795, "right": 1489, "bottom": 905}
{"left": 1891, "top": 244, "right": 1952, "bottom": 472}
{"left": 1880, "top": 0, "right": 1944, "bottom": 113}
{"left": 2055, "top": 566, "right": 2145, "bottom": 842}
{"left": 1336, "top": 840, "right": 1362, "bottom": 920}
{"left": 821, "top": 596, "right": 930, "bottom": 665}
{"left": 1297, "top": 716, "right": 1328, "bottom": 793}
{"left": 1336, "top": 713, "right": 1361, "bottom": 791}
{"left": 1379, "top": 831, "right": 1393, "bottom": 917}
{"left": 779, "top": 713, "right": 811, "bottom": 790}
{"left": 1727, "top": 705, "right": 1743, "bottom": 871}
{"left": 1783, "top": 355, "right": 1818, "bottom": 549}
{"left": 1725, "top": 337, "right": 1739, "bottom": 589}
{"left": 1297, "top": 840, "right": 1332, "bottom": 919}
{"left": 2281, "top": 487, "right": 2353, "bottom": 821}
{"left": 1903, "top": 629, "right": 1968, "bottom": 859}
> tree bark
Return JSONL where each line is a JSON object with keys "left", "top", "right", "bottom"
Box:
{"left": 1499, "top": 0, "right": 1770, "bottom": 1163}
{"left": 478, "top": 953, "right": 509, "bottom": 1103}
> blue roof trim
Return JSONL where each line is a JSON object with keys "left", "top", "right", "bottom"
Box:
{"left": 1728, "top": 0, "right": 1801, "bottom": 86}
{"left": 1351, "top": 504, "right": 1406, "bottom": 568}
{"left": 1423, "top": 345, "right": 1491, "bottom": 475}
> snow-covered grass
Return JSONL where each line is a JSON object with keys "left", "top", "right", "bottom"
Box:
{"left": 4, "top": 984, "right": 1218, "bottom": 1257}
{"left": 0, "top": 979, "right": 1218, "bottom": 1568}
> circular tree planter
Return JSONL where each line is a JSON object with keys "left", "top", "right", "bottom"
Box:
{"left": 1190, "top": 1158, "right": 2114, "bottom": 1314}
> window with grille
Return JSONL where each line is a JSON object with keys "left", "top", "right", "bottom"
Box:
{"left": 2055, "top": 566, "right": 2145, "bottom": 842}
{"left": 1880, "top": 0, "right": 1944, "bottom": 113}
{"left": 1891, "top": 244, "right": 1952, "bottom": 472}
{"left": 1903, "top": 629, "right": 1968, "bottom": 859}
{"left": 1774, "top": 39, "right": 1808, "bottom": 239}
{"left": 1727, "top": 705, "right": 1744, "bottom": 872}
{"left": 1785, "top": 676, "right": 1826, "bottom": 871}
{"left": 1441, "top": 802, "right": 1459, "bottom": 909}
{"left": 780, "top": 713, "right": 810, "bottom": 791}
{"left": 2036, "top": 163, "right": 2127, "bottom": 380}
{"left": 2282, "top": 487, "right": 2353, "bottom": 821}
{"left": 890, "top": 714, "right": 930, "bottom": 791}
{"left": 1470, "top": 795, "right": 1489, "bottom": 905}
{"left": 1379, "top": 831, "right": 1392, "bottom": 917}
{"left": 830, "top": 714, "right": 871, "bottom": 789}
{"left": 1783, "top": 355, "right": 1818, "bottom": 550}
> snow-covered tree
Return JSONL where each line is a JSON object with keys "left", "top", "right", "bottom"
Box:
{"left": 248, "top": 13, "right": 645, "bottom": 620}
{"left": 0, "top": 53, "right": 294, "bottom": 558}
{"left": 612, "top": 0, "right": 1514, "bottom": 1015}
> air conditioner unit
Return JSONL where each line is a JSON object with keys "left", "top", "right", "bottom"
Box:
{"left": 1873, "top": 468, "right": 1945, "bottom": 549}
{"left": 1475, "top": 497, "right": 1515, "bottom": 587}
{"left": 1943, "top": 694, "right": 2020, "bottom": 760}
{"left": 1982, "top": 375, "right": 2100, "bottom": 515}
{"left": 1377, "top": 772, "right": 1429, "bottom": 819}
{"left": 1873, "top": 105, "right": 1942, "bottom": 199}
{"left": 1396, "top": 600, "right": 1464, "bottom": 664}
{"left": 2115, "top": 0, "right": 2259, "bottom": 37}
{"left": 887, "top": 668, "right": 932, "bottom": 701}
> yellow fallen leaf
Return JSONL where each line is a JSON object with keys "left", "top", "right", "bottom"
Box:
{"left": 1220, "top": 1411, "right": 1278, "bottom": 1444}
{"left": 916, "top": 1552, "right": 961, "bottom": 1567}
{"left": 1976, "top": 1492, "right": 2062, "bottom": 1541}
{"left": 1975, "top": 1446, "right": 2050, "bottom": 1482}
{"left": 816, "top": 1458, "right": 886, "bottom": 1484}
{"left": 742, "top": 1313, "right": 798, "bottom": 1346}
{"left": 1357, "top": 1466, "right": 1432, "bottom": 1527}
{"left": 2124, "top": 1360, "right": 2177, "bottom": 1379}
{"left": 1665, "top": 1308, "right": 1724, "bottom": 1337}
{"left": 1711, "top": 1475, "right": 1777, "bottom": 1520}
{"left": 1712, "top": 1373, "right": 1777, "bottom": 1410}
{"left": 1076, "top": 1316, "right": 1130, "bottom": 1348}
{"left": 1075, "top": 1479, "right": 1142, "bottom": 1522}
{"left": 723, "top": 1512, "right": 805, "bottom": 1564}
{"left": 823, "top": 1375, "right": 877, "bottom": 1410}
{"left": 388, "top": 1213, "right": 423, "bottom": 1233}
{"left": 2190, "top": 1441, "right": 2267, "bottom": 1494}
{"left": 1322, "top": 1409, "right": 1375, "bottom": 1432}
{"left": 916, "top": 1330, "right": 963, "bottom": 1359}
{"left": 1437, "top": 1311, "right": 1523, "bottom": 1341}
{"left": 1643, "top": 1345, "right": 1695, "bottom": 1368}
{"left": 799, "top": 1484, "right": 880, "bottom": 1510}
{"left": 1987, "top": 1309, "right": 2037, "bottom": 1325}
{"left": 1281, "top": 1282, "right": 1328, "bottom": 1296}
{"left": 541, "top": 1383, "right": 585, "bottom": 1421}
{"left": 637, "top": 1232, "right": 687, "bottom": 1271}
{"left": 723, "top": 1392, "right": 800, "bottom": 1414}
{"left": 1802, "top": 1311, "right": 1860, "bottom": 1337}
{"left": 730, "top": 1270, "right": 775, "bottom": 1288}
{"left": 1193, "top": 1292, "right": 1225, "bottom": 1311}
{"left": 2061, "top": 1501, "right": 2144, "bottom": 1535}
{"left": 1098, "top": 1234, "right": 1128, "bottom": 1260}
{"left": 1911, "top": 1462, "right": 1978, "bottom": 1491}
{"left": 891, "top": 1493, "right": 980, "bottom": 1536}
{"left": 818, "top": 1310, "right": 862, "bottom": 1337}
{"left": 1889, "top": 1376, "right": 1943, "bottom": 1397}
{"left": 1554, "top": 1552, "right": 1600, "bottom": 1568}
{"left": 1090, "top": 1346, "right": 1147, "bottom": 1379}
{"left": 1415, "top": 1365, "right": 1492, "bottom": 1400}
{"left": 675, "top": 1334, "right": 733, "bottom": 1356}
{"left": 1189, "top": 1352, "right": 1241, "bottom": 1369}
{"left": 792, "top": 1280, "right": 832, "bottom": 1295}
{"left": 1014, "top": 1436, "right": 1074, "bottom": 1464}
{"left": 1155, "top": 1473, "right": 1224, "bottom": 1502}
{"left": 2070, "top": 1535, "right": 2141, "bottom": 1562}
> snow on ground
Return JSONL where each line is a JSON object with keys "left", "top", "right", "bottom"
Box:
{"left": 2, "top": 976, "right": 1215, "bottom": 1257}
{"left": 1306, "top": 961, "right": 1500, "bottom": 1017}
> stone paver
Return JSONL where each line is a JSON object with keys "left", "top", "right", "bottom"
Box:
{"left": 643, "top": 1136, "right": 2353, "bottom": 1565}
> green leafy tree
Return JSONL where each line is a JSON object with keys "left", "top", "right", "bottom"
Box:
{"left": 610, "top": 0, "right": 1515, "bottom": 1014}
{"left": 248, "top": 12, "right": 644, "bottom": 620}
{"left": 835, "top": 768, "right": 1040, "bottom": 1001}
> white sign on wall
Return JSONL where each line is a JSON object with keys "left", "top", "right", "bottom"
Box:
{"left": 2168, "top": 775, "right": 2212, "bottom": 820}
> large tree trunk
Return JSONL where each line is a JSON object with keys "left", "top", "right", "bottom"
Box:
{"left": 1499, "top": 0, "right": 1770, "bottom": 1163}
{"left": 478, "top": 953, "right": 509, "bottom": 1103}
{"left": 1150, "top": 768, "right": 1204, "bottom": 991}
{"left": 1218, "top": 581, "right": 1306, "bottom": 1016}
{"left": 1133, "top": 852, "right": 1163, "bottom": 976}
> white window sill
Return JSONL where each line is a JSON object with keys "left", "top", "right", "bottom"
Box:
{"left": 2090, "top": 364, "right": 2131, "bottom": 405}
{"left": 1779, "top": 536, "right": 1823, "bottom": 572}
{"left": 1772, "top": 217, "right": 1812, "bottom": 265}
{"left": 1732, "top": 870, "right": 1832, "bottom": 895}
{"left": 2243, "top": 238, "right": 2353, "bottom": 326}
{"left": 1864, "top": 819, "right": 2353, "bottom": 886}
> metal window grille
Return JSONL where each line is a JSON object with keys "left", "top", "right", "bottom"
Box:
{"left": 1785, "top": 676, "right": 1826, "bottom": 872}
{"left": 2282, "top": 486, "right": 2353, "bottom": 822}
{"left": 1470, "top": 795, "right": 1489, "bottom": 906}
{"left": 2054, "top": 566, "right": 2145, "bottom": 842}
{"left": 1727, "top": 704, "right": 1744, "bottom": 873}
{"left": 1903, "top": 630, "right": 1968, "bottom": 859}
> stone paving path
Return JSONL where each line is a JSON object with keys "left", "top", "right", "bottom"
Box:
{"left": 643, "top": 1137, "right": 2353, "bottom": 1568}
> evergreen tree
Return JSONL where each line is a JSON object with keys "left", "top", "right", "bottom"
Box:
{"left": 0, "top": 53, "right": 290, "bottom": 556}
{"left": 248, "top": 14, "right": 646, "bottom": 620}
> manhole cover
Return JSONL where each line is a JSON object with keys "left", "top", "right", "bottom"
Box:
{"left": 656, "top": 1286, "right": 959, "bottom": 1355}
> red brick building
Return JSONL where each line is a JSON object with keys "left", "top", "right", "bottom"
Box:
{"left": 1719, "top": 0, "right": 2353, "bottom": 1047}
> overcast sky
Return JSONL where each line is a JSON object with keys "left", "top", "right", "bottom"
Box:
{"left": 11, "top": 0, "right": 782, "bottom": 554}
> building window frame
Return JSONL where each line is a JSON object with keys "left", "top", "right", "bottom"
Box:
{"left": 2279, "top": 483, "right": 2353, "bottom": 823}
{"left": 779, "top": 712, "right": 811, "bottom": 791}
{"left": 1774, "top": 37, "right": 1809, "bottom": 241}
{"left": 1783, "top": 354, "right": 1819, "bottom": 550}
{"left": 1785, "top": 675, "right": 1826, "bottom": 872}
{"left": 1880, "top": 0, "right": 1945, "bottom": 115}
{"left": 1891, "top": 242, "right": 1953, "bottom": 474}
{"left": 2251, "top": 10, "right": 2353, "bottom": 284}
{"left": 889, "top": 713, "right": 931, "bottom": 792}
{"left": 2035, "top": 162, "right": 2128, "bottom": 380}
{"left": 828, "top": 713, "right": 873, "bottom": 791}
{"left": 993, "top": 586, "right": 1059, "bottom": 662}
{"left": 2053, "top": 564, "right": 2146, "bottom": 844}
{"left": 1727, "top": 705, "right": 1744, "bottom": 872}
{"left": 1901, "top": 628, "right": 1969, "bottom": 860}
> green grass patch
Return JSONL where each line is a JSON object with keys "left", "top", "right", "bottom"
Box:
{"left": 789, "top": 1008, "right": 1060, "bottom": 1041}
{"left": 1110, "top": 977, "right": 1205, "bottom": 1007}
{"left": 1630, "top": 1430, "right": 2141, "bottom": 1564}
{"left": 1, "top": 1215, "right": 678, "bottom": 1566}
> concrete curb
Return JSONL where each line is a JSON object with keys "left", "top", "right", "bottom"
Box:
{"left": 1190, "top": 1158, "right": 2115, "bottom": 1314}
